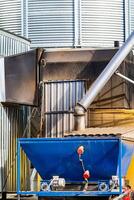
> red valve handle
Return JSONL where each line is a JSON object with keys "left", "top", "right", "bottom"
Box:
{"left": 77, "top": 146, "right": 84, "bottom": 155}
{"left": 83, "top": 170, "right": 90, "bottom": 180}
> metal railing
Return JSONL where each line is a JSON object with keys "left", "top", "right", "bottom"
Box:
{"left": 0, "top": 28, "right": 30, "bottom": 56}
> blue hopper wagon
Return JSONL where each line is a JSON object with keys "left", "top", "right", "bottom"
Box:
{"left": 17, "top": 135, "right": 134, "bottom": 198}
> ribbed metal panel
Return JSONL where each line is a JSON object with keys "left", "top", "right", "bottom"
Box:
{"left": 0, "top": 106, "right": 29, "bottom": 192}
{"left": 81, "top": 0, "right": 125, "bottom": 47}
{"left": 44, "top": 80, "right": 85, "bottom": 137}
{"left": 0, "top": 0, "right": 127, "bottom": 48}
{"left": 0, "top": 0, "right": 21, "bottom": 35}
{"left": 0, "top": 29, "right": 30, "bottom": 56}
{"left": 130, "top": 0, "right": 134, "bottom": 33}
{"left": 0, "top": 29, "right": 30, "bottom": 192}
{"left": 28, "top": 0, "right": 74, "bottom": 48}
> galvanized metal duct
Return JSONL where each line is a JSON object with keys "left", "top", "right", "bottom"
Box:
{"left": 81, "top": 0, "right": 124, "bottom": 47}
{"left": 74, "top": 31, "right": 134, "bottom": 130}
{"left": 0, "top": 0, "right": 21, "bottom": 35}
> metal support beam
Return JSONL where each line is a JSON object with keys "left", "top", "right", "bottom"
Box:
{"left": 115, "top": 71, "right": 134, "bottom": 85}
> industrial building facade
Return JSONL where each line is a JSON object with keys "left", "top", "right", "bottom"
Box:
{"left": 0, "top": 0, "right": 134, "bottom": 196}
{"left": 0, "top": 0, "right": 134, "bottom": 48}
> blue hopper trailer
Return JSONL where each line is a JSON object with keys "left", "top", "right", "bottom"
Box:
{"left": 17, "top": 136, "right": 134, "bottom": 199}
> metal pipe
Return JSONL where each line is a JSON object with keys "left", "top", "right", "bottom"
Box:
{"left": 74, "top": 31, "right": 134, "bottom": 130}
{"left": 115, "top": 71, "right": 134, "bottom": 85}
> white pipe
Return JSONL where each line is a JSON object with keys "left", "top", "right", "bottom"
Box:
{"left": 115, "top": 71, "right": 134, "bottom": 85}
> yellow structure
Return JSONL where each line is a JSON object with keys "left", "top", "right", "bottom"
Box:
{"left": 126, "top": 155, "right": 134, "bottom": 189}
{"left": 89, "top": 109, "right": 134, "bottom": 127}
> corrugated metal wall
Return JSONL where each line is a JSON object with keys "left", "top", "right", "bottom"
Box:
{"left": 27, "top": 0, "right": 126, "bottom": 48}
{"left": 0, "top": 29, "right": 30, "bottom": 56}
{"left": 28, "top": 0, "right": 75, "bottom": 48}
{"left": 130, "top": 0, "right": 134, "bottom": 33}
{"left": 0, "top": 106, "right": 29, "bottom": 192}
{"left": 1, "top": 0, "right": 133, "bottom": 48}
{"left": 43, "top": 80, "right": 85, "bottom": 137}
{"left": 81, "top": 0, "right": 125, "bottom": 47}
{"left": 0, "top": 0, "right": 21, "bottom": 35}
{"left": 0, "top": 30, "right": 30, "bottom": 192}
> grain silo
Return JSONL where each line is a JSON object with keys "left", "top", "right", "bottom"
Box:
{"left": 0, "top": 0, "right": 133, "bottom": 48}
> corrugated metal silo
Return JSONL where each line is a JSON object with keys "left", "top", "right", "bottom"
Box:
{"left": 129, "top": 0, "right": 134, "bottom": 33}
{"left": 0, "top": 0, "right": 133, "bottom": 48}
{"left": 27, "top": 0, "right": 126, "bottom": 48}
{"left": 0, "top": 0, "right": 21, "bottom": 35}
{"left": 27, "top": 0, "right": 75, "bottom": 48}
{"left": 81, "top": 0, "right": 125, "bottom": 47}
